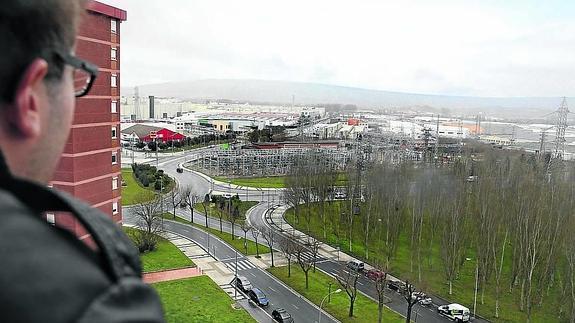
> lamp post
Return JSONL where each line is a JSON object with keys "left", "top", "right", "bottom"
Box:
{"left": 319, "top": 288, "right": 341, "bottom": 323}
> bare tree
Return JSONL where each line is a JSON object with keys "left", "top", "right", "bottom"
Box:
{"left": 439, "top": 192, "right": 467, "bottom": 295}
{"left": 336, "top": 264, "right": 360, "bottom": 317}
{"left": 132, "top": 193, "right": 164, "bottom": 252}
{"left": 279, "top": 234, "right": 297, "bottom": 277}
{"left": 202, "top": 193, "right": 210, "bottom": 228}
{"left": 181, "top": 185, "right": 197, "bottom": 224}
{"left": 251, "top": 227, "right": 261, "bottom": 258}
{"left": 261, "top": 226, "right": 275, "bottom": 267}
{"left": 294, "top": 241, "right": 314, "bottom": 289}
{"left": 371, "top": 266, "right": 388, "bottom": 323}
{"left": 168, "top": 186, "right": 181, "bottom": 219}
{"left": 229, "top": 204, "right": 240, "bottom": 240}
{"left": 240, "top": 221, "right": 252, "bottom": 253}
{"left": 402, "top": 280, "right": 424, "bottom": 323}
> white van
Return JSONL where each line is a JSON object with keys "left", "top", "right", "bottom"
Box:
{"left": 437, "top": 303, "right": 470, "bottom": 322}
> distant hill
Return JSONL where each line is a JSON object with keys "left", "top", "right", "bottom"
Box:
{"left": 122, "top": 79, "right": 570, "bottom": 117}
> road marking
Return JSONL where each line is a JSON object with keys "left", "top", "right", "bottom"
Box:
{"left": 292, "top": 304, "right": 299, "bottom": 309}
{"left": 358, "top": 281, "right": 364, "bottom": 286}
{"left": 269, "top": 287, "right": 277, "bottom": 293}
{"left": 249, "top": 272, "right": 256, "bottom": 277}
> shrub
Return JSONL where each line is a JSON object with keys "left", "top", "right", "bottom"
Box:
{"left": 147, "top": 174, "right": 156, "bottom": 184}
{"left": 154, "top": 181, "right": 162, "bottom": 191}
{"left": 141, "top": 176, "right": 150, "bottom": 187}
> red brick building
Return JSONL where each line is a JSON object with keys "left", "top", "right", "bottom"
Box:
{"left": 50, "top": 2, "right": 127, "bottom": 238}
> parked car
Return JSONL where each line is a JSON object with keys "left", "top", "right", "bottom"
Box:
{"left": 365, "top": 269, "right": 386, "bottom": 281}
{"left": 176, "top": 167, "right": 184, "bottom": 173}
{"left": 179, "top": 201, "right": 187, "bottom": 208}
{"left": 235, "top": 276, "right": 252, "bottom": 292}
{"left": 411, "top": 291, "right": 432, "bottom": 305}
{"left": 387, "top": 280, "right": 406, "bottom": 292}
{"left": 272, "top": 308, "right": 294, "bottom": 323}
{"left": 437, "top": 303, "right": 470, "bottom": 322}
{"left": 346, "top": 260, "right": 365, "bottom": 272}
{"left": 247, "top": 288, "right": 269, "bottom": 307}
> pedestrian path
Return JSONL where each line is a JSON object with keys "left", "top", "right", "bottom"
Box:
{"left": 143, "top": 267, "right": 202, "bottom": 284}
{"left": 220, "top": 283, "right": 246, "bottom": 301}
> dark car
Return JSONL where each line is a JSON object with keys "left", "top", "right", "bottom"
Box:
{"left": 365, "top": 269, "right": 386, "bottom": 281}
{"left": 387, "top": 280, "right": 406, "bottom": 292}
{"left": 272, "top": 308, "right": 294, "bottom": 323}
{"left": 176, "top": 167, "right": 184, "bottom": 173}
{"left": 247, "top": 288, "right": 269, "bottom": 307}
{"left": 235, "top": 276, "right": 252, "bottom": 292}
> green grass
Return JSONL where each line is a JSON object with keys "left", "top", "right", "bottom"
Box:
{"left": 268, "top": 265, "right": 403, "bottom": 323}
{"left": 285, "top": 202, "right": 559, "bottom": 323}
{"left": 193, "top": 201, "right": 258, "bottom": 223}
{"left": 215, "top": 176, "right": 287, "bottom": 188}
{"left": 153, "top": 276, "right": 255, "bottom": 323}
{"left": 161, "top": 213, "right": 271, "bottom": 256}
{"left": 123, "top": 227, "right": 194, "bottom": 273}
{"left": 214, "top": 173, "right": 348, "bottom": 188}
{"left": 121, "top": 169, "right": 156, "bottom": 205}
{"left": 121, "top": 168, "right": 176, "bottom": 205}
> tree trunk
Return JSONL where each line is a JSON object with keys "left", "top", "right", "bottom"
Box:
{"left": 288, "top": 258, "right": 291, "bottom": 277}
{"left": 405, "top": 304, "right": 413, "bottom": 323}
{"left": 270, "top": 247, "right": 275, "bottom": 267}
{"left": 348, "top": 297, "right": 355, "bottom": 317}
{"left": 378, "top": 303, "right": 383, "bottom": 323}
{"left": 305, "top": 271, "right": 309, "bottom": 289}
{"left": 231, "top": 222, "right": 235, "bottom": 240}
{"left": 449, "top": 280, "right": 453, "bottom": 295}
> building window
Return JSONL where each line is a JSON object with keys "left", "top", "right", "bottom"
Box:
{"left": 112, "top": 151, "right": 117, "bottom": 165}
{"left": 111, "top": 47, "right": 117, "bottom": 61}
{"left": 46, "top": 213, "right": 55, "bottom": 226}
{"left": 111, "top": 19, "right": 117, "bottom": 34}
{"left": 111, "top": 101, "right": 117, "bottom": 113}
{"left": 111, "top": 126, "right": 117, "bottom": 139}
{"left": 112, "top": 176, "right": 118, "bottom": 190}
{"left": 111, "top": 74, "right": 117, "bottom": 88}
{"left": 112, "top": 202, "right": 118, "bottom": 215}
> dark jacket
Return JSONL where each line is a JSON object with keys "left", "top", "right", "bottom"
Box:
{"left": 0, "top": 153, "right": 165, "bottom": 322}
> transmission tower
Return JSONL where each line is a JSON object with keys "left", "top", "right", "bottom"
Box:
{"left": 553, "top": 97, "right": 569, "bottom": 159}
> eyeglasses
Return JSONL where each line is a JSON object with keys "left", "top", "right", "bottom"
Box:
{"left": 53, "top": 52, "right": 99, "bottom": 97}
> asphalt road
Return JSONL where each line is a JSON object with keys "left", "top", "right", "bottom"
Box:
{"left": 128, "top": 148, "right": 489, "bottom": 323}
{"left": 124, "top": 209, "right": 337, "bottom": 323}
{"left": 248, "top": 203, "right": 490, "bottom": 323}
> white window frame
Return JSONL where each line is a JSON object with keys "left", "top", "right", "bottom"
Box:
{"left": 111, "top": 47, "right": 117, "bottom": 61}
{"left": 111, "top": 19, "right": 117, "bottom": 34}
{"left": 112, "top": 151, "right": 117, "bottom": 165}
{"left": 111, "top": 126, "right": 117, "bottom": 139}
{"left": 112, "top": 202, "right": 118, "bottom": 215}
{"left": 111, "top": 74, "right": 117, "bottom": 88}
{"left": 112, "top": 176, "right": 118, "bottom": 190}
{"left": 111, "top": 100, "right": 117, "bottom": 113}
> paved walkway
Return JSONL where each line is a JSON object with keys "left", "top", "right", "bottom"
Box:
{"left": 143, "top": 267, "right": 202, "bottom": 284}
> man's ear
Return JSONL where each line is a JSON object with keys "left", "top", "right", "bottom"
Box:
{"left": 9, "top": 59, "right": 50, "bottom": 139}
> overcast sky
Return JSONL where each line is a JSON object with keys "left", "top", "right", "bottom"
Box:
{"left": 100, "top": 0, "right": 575, "bottom": 97}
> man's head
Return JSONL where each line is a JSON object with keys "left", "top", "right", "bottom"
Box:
{"left": 0, "top": 0, "right": 86, "bottom": 183}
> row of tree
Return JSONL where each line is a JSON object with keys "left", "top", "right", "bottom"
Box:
{"left": 282, "top": 147, "right": 575, "bottom": 322}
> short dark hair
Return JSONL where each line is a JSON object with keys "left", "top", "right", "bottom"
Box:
{"left": 0, "top": 0, "right": 85, "bottom": 103}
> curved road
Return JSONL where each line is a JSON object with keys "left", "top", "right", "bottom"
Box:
{"left": 130, "top": 148, "right": 488, "bottom": 323}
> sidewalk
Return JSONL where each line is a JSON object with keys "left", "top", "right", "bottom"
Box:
{"left": 143, "top": 267, "right": 202, "bottom": 284}
{"left": 267, "top": 205, "right": 382, "bottom": 272}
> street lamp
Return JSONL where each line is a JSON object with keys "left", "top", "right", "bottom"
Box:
{"left": 319, "top": 289, "right": 341, "bottom": 323}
